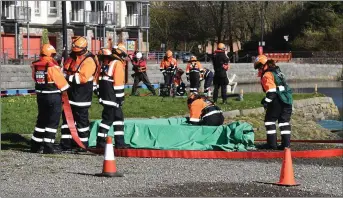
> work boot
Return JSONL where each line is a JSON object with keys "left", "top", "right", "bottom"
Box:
{"left": 43, "top": 144, "right": 62, "bottom": 154}
{"left": 114, "top": 135, "right": 131, "bottom": 149}
{"left": 280, "top": 134, "right": 291, "bottom": 149}
{"left": 266, "top": 134, "right": 278, "bottom": 149}
{"left": 30, "top": 140, "right": 43, "bottom": 153}
{"left": 96, "top": 137, "right": 107, "bottom": 149}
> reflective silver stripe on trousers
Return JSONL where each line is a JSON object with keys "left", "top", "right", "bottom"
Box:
{"left": 113, "top": 121, "right": 124, "bottom": 125}
{"left": 264, "top": 122, "right": 275, "bottom": 126}
{"left": 202, "top": 110, "right": 222, "bottom": 118}
{"left": 281, "top": 130, "right": 291, "bottom": 134}
{"left": 99, "top": 98, "right": 119, "bottom": 107}
{"left": 45, "top": 128, "right": 57, "bottom": 133}
{"left": 69, "top": 100, "right": 92, "bottom": 107}
{"left": 43, "top": 138, "right": 55, "bottom": 143}
{"left": 31, "top": 136, "right": 43, "bottom": 142}
{"left": 266, "top": 130, "right": 276, "bottom": 134}
{"left": 78, "top": 127, "right": 89, "bottom": 132}
{"left": 99, "top": 123, "right": 110, "bottom": 130}
{"left": 35, "top": 127, "right": 45, "bottom": 132}
{"left": 97, "top": 133, "right": 107, "bottom": 137}
{"left": 279, "top": 122, "right": 289, "bottom": 127}
{"left": 114, "top": 131, "right": 124, "bottom": 135}
{"left": 61, "top": 135, "right": 72, "bottom": 139}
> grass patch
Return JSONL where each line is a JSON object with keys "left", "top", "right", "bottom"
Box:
{"left": 1, "top": 91, "right": 324, "bottom": 134}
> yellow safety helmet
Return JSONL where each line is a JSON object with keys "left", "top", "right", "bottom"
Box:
{"left": 72, "top": 36, "right": 88, "bottom": 52}
{"left": 217, "top": 43, "right": 225, "bottom": 50}
{"left": 40, "top": 44, "right": 56, "bottom": 57}
{"left": 254, "top": 54, "right": 268, "bottom": 70}
{"left": 113, "top": 43, "right": 127, "bottom": 57}
{"left": 165, "top": 50, "right": 173, "bottom": 58}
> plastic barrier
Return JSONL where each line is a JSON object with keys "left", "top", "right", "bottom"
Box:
{"left": 265, "top": 52, "right": 292, "bottom": 62}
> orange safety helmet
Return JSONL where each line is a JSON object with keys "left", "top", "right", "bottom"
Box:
{"left": 97, "top": 48, "right": 112, "bottom": 56}
{"left": 40, "top": 44, "right": 56, "bottom": 57}
{"left": 165, "top": 50, "right": 173, "bottom": 58}
{"left": 254, "top": 54, "right": 268, "bottom": 70}
{"left": 217, "top": 43, "right": 225, "bottom": 50}
{"left": 72, "top": 36, "right": 88, "bottom": 52}
{"left": 190, "top": 55, "right": 197, "bottom": 61}
{"left": 113, "top": 43, "right": 127, "bottom": 57}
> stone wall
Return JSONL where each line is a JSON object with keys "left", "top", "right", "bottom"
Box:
{"left": 221, "top": 97, "right": 341, "bottom": 122}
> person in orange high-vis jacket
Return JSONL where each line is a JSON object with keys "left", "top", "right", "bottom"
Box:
{"left": 95, "top": 43, "right": 131, "bottom": 149}
{"left": 60, "top": 36, "right": 98, "bottom": 151}
{"left": 187, "top": 93, "right": 224, "bottom": 126}
{"left": 186, "top": 55, "right": 203, "bottom": 94}
{"left": 160, "top": 50, "right": 178, "bottom": 88}
{"left": 31, "top": 44, "right": 70, "bottom": 154}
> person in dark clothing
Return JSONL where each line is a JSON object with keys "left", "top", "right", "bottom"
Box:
{"left": 202, "top": 67, "right": 214, "bottom": 96}
{"left": 129, "top": 52, "right": 156, "bottom": 96}
{"left": 212, "top": 43, "right": 230, "bottom": 104}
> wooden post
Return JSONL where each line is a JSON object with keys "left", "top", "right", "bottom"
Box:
{"left": 315, "top": 84, "right": 318, "bottom": 94}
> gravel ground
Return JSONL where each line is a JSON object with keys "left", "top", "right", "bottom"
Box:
{"left": 1, "top": 149, "right": 342, "bottom": 197}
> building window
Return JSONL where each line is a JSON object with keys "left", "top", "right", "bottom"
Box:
{"left": 48, "top": 1, "right": 58, "bottom": 16}
{"left": 105, "top": 3, "right": 111, "bottom": 12}
{"left": 34, "top": 1, "right": 40, "bottom": 15}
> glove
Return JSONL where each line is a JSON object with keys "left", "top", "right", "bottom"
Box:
{"left": 261, "top": 97, "right": 269, "bottom": 110}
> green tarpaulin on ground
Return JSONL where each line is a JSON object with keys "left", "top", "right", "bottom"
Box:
{"left": 88, "top": 118, "right": 255, "bottom": 151}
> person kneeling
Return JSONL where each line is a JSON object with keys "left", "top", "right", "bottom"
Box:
{"left": 187, "top": 93, "right": 224, "bottom": 126}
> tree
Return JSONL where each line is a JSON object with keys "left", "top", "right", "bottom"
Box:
{"left": 42, "top": 29, "right": 50, "bottom": 45}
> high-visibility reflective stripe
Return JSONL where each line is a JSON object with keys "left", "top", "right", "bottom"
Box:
{"left": 97, "top": 133, "right": 107, "bottom": 137}
{"left": 99, "top": 76, "right": 114, "bottom": 82}
{"left": 88, "top": 76, "right": 94, "bottom": 82}
{"left": 43, "top": 138, "right": 55, "bottom": 143}
{"left": 115, "top": 93, "right": 125, "bottom": 97}
{"left": 108, "top": 60, "right": 116, "bottom": 76}
{"left": 278, "top": 86, "right": 285, "bottom": 92}
{"left": 265, "top": 98, "right": 272, "bottom": 103}
{"left": 113, "top": 121, "right": 124, "bottom": 125}
{"left": 202, "top": 110, "right": 222, "bottom": 118}
{"left": 80, "top": 137, "right": 88, "bottom": 142}
{"left": 61, "top": 135, "right": 72, "bottom": 139}
{"left": 113, "top": 85, "right": 125, "bottom": 90}
{"left": 69, "top": 100, "right": 92, "bottom": 107}
{"left": 48, "top": 81, "right": 55, "bottom": 84}
{"left": 75, "top": 73, "right": 81, "bottom": 84}
{"left": 265, "top": 122, "right": 276, "bottom": 126}
{"left": 104, "top": 143, "right": 115, "bottom": 160}
{"left": 161, "top": 70, "right": 166, "bottom": 73}
{"left": 266, "top": 88, "right": 277, "bottom": 93}
{"left": 99, "top": 98, "right": 119, "bottom": 107}
{"left": 78, "top": 127, "right": 89, "bottom": 132}
{"left": 267, "top": 130, "right": 277, "bottom": 134}
{"left": 36, "top": 90, "right": 61, "bottom": 93}
{"left": 114, "top": 131, "right": 124, "bottom": 135}
{"left": 190, "top": 118, "right": 200, "bottom": 122}
{"left": 100, "top": 123, "right": 110, "bottom": 130}
{"left": 279, "top": 122, "right": 290, "bottom": 127}
{"left": 35, "top": 127, "right": 45, "bottom": 132}
{"left": 45, "top": 128, "right": 57, "bottom": 133}
{"left": 190, "top": 70, "right": 199, "bottom": 73}
{"left": 281, "top": 130, "right": 291, "bottom": 134}
{"left": 61, "top": 124, "right": 69, "bottom": 129}
{"left": 31, "top": 136, "right": 43, "bottom": 142}
{"left": 60, "top": 84, "right": 70, "bottom": 92}
{"left": 69, "top": 75, "right": 74, "bottom": 82}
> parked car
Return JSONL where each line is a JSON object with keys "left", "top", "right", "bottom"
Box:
{"left": 182, "top": 52, "right": 193, "bottom": 63}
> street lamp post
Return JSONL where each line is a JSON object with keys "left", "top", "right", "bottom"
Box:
{"left": 62, "top": 1, "right": 68, "bottom": 61}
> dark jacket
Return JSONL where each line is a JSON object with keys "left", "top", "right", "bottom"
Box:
{"left": 212, "top": 50, "right": 229, "bottom": 78}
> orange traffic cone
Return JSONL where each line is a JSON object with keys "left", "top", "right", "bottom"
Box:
{"left": 275, "top": 148, "right": 299, "bottom": 186}
{"left": 95, "top": 136, "right": 123, "bottom": 177}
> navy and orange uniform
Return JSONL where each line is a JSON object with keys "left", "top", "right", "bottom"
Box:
{"left": 173, "top": 68, "right": 186, "bottom": 96}
{"left": 212, "top": 44, "right": 230, "bottom": 103}
{"left": 186, "top": 59, "right": 203, "bottom": 93}
{"left": 30, "top": 56, "right": 70, "bottom": 153}
{"left": 130, "top": 53, "right": 156, "bottom": 96}
{"left": 255, "top": 55, "right": 293, "bottom": 150}
{"left": 187, "top": 95, "right": 224, "bottom": 126}
{"left": 96, "top": 44, "right": 130, "bottom": 149}
{"left": 202, "top": 68, "right": 214, "bottom": 94}
{"left": 60, "top": 51, "right": 97, "bottom": 149}
{"left": 160, "top": 56, "right": 178, "bottom": 86}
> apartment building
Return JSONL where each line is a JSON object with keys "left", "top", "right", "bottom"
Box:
{"left": 1, "top": 1, "right": 150, "bottom": 59}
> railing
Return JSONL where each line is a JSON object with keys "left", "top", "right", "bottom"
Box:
{"left": 125, "top": 14, "right": 150, "bottom": 27}
{"left": 2, "top": 6, "right": 31, "bottom": 22}
{"left": 69, "top": 11, "right": 117, "bottom": 25}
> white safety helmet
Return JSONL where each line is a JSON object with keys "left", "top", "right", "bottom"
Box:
{"left": 136, "top": 52, "right": 142, "bottom": 59}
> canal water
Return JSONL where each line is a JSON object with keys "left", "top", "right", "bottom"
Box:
{"left": 236, "top": 81, "right": 343, "bottom": 130}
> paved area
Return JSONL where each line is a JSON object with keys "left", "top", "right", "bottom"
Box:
{"left": 1, "top": 149, "right": 342, "bottom": 197}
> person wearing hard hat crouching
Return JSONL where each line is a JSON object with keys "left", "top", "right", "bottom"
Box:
{"left": 212, "top": 43, "right": 230, "bottom": 104}
{"left": 202, "top": 67, "right": 214, "bottom": 96}
{"left": 187, "top": 93, "right": 224, "bottom": 126}
{"left": 95, "top": 43, "right": 131, "bottom": 149}
{"left": 61, "top": 36, "right": 98, "bottom": 151}
{"left": 128, "top": 52, "right": 156, "bottom": 96}
{"left": 173, "top": 68, "right": 186, "bottom": 96}
{"left": 160, "top": 50, "right": 178, "bottom": 91}
{"left": 186, "top": 55, "right": 203, "bottom": 94}
{"left": 30, "top": 44, "right": 70, "bottom": 154}
{"left": 254, "top": 55, "right": 293, "bottom": 150}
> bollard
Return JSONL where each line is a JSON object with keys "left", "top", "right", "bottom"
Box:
{"left": 239, "top": 89, "right": 244, "bottom": 101}
{"left": 314, "top": 84, "right": 318, "bottom": 94}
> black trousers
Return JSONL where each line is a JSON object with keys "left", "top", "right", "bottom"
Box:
{"left": 31, "top": 93, "right": 62, "bottom": 152}
{"left": 264, "top": 97, "right": 292, "bottom": 148}
{"left": 213, "top": 84, "right": 227, "bottom": 102}
{"left": 204, "top": 77, "right": 213, "bottom": 93}
{"left": 189, "top": 72, "right": 200, "bottom": 93}
{"left": 60, "top": 105, "right": 90, "bottom": 149}
{"left": 96, "top": 105, "right": 127, "bottom": 148}
{"left": 164, "top": 73, "right": 174, "bottom": 87}
{"left": 132, "top": 72, "right": 156, "bottom": 95}
{"left": 201, "top": 113, "right": 224, "bottom": 126}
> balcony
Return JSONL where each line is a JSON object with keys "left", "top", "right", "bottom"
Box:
{"left": 125, "top": 14, "right": 150, "bottom": 28}
{"left": 1, "top": 6, "right": 31, "bottom": 22}
{"left": 69, "top": 11, "right": 117, "bottom": 26}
